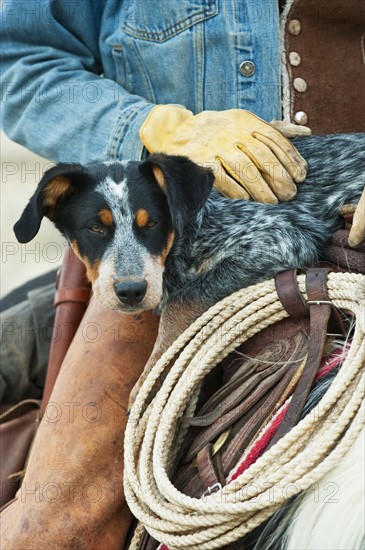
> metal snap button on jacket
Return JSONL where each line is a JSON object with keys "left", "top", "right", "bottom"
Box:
{"left": 288, "top": 19, "right": 301, "bottom": 35}
{"left": 293, "top": 77, "right": 307, "bottom": 92}
{"left": 294, "top": 111, "right": 308, "bottom": 125}
{"left": 289, "top": 52, "right": 301, "bottom": 66}
{"left": 239, "top": 60, "right": 255, "bottom": 77}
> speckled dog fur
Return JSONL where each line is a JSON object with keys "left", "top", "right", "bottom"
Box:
{"left": 164, "top": 134, "right": 364, "bottom": 307}
{"left": 14, "top": 133, "right": 364, "bottom": 313}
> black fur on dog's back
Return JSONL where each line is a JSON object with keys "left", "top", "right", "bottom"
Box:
{"left": 163, "top": 133, "right": 364, "bottom": 306}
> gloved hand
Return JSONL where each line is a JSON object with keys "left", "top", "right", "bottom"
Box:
{"left": 140, "top": 105, "right": 308, "bottom": 204}
{"left": 348, "top": 187, "right": 365, "bottom": 248}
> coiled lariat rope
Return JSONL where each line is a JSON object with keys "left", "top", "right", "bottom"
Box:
{"left": 124, "top": 273, "right": 365, "bottom": 550}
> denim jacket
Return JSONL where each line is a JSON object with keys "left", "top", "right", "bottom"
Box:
{"left": 0, "top": 0, "right": 281, "bottom": 164}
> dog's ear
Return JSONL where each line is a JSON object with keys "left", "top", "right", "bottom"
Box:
{"left": 13, "top": 164, "right": 85, "bottom": 243}
{"left": 142, "top": 154, "right": 214, "bottom": 234}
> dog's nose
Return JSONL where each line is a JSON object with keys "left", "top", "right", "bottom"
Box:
{"left": 114, "top": 280, "right": 147, "bottom": 306}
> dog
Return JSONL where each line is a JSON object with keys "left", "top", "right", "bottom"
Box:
{"left": 13, "top": 133, "right": 365, "bottom": 550}
{"left": 14, "top": 133, "right": 364, "bottom": 314}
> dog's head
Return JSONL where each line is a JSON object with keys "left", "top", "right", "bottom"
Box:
{"left": 14, "top": 154, "right": 214, "bottom": 312}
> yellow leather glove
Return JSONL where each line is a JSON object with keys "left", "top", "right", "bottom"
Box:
{"left": 348, "top": 187, "right": 365, "bottom": 248}
{"left": 140, "top": 105, "right": 308, "bottom": 203}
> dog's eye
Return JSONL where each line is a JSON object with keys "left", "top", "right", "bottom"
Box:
{"left": 146, "top": 220, "right": 158, "bottom": 228}
{"left": 89, "top": 224, "right": 103, "bottom": 233}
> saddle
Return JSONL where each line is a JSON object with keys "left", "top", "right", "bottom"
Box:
{"left": 0, "top": 227, "right": 363, "bottom": 547}
{"left": 134, "top": 266, "right": 350, "bottom": 550}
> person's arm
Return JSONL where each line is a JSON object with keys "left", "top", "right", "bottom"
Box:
{"left": 1, "top": 0, "right": 307, "bottom": 201}
{"left": 0, "top": 0, "right": 154, "bottom": 163}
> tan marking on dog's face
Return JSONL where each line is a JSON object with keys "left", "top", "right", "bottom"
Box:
{"left": 43, "top": 176, "right": 73, "bottom": 211}
{"left": 151, "top": 165, "right": 166, "bottom": 192}
{"left": 160, "top": 230, "right": 175, "bottom": 265}
{"left": 70, "top": 240, "right": 100, "bottom": 284}
{"left": 136, "top": 208, "right": 149, "bottom": 229}
{"left": 98, "top": 208, "right": 113, "bottom": 226}
{"left": 70, "top": 240, "right": 82, "bottom": 260}
{"left": 84, "top": 259, "right": 101, "bottom": 284}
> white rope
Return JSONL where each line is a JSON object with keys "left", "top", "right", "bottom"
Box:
{"left": 124, "top": 273, "right": 365, "bottom": 549}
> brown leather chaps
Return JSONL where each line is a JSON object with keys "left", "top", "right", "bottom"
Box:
{"left": 0, "top": 298, "right": 159, "bottom": 550}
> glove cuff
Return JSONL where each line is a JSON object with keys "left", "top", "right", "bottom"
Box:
{"left": 139, "top": 104, "right": 192, "bottom": 153}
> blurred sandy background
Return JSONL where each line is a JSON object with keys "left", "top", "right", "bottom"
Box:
{"left": 1, "top": 131, "right": 66, "bottom": 298}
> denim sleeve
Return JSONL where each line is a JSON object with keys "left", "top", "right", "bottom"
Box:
{"left": 0, "top": 0, "right": 154, "bottom": 163}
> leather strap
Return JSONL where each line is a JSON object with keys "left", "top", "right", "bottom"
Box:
{"left": 0, "top": 400, "right": 40, "bottom": 423}
{"left": 196, "top": 444, "right": 225, "bottom": 490}
{"left": 221, "top": 353, "right": 307, "bottom": 474}
{"left": 54, "top": 287, "right": 91, "bottom": 307}
{"left": 275, "top": 267, "right": 346, "bottom": 338}
{"left": 42, "top": 248, "right": 91, "bottom": 411}
{"left": 169, "top": 326, "right": 310, "bottom": 502}
{"left": 183, "top": 361, "right": 293, "bottom": 464}
{"left": 306, "top": 267, "right": 330, "bottom": 301}
{"left": 181, "top": 361, "right": 292, "bottom": 429}
{"left": 275, "top": 269, "right": 308, "bottom": 318}
{"left": 268, "top": 268, "right": 332, "bottom": 448}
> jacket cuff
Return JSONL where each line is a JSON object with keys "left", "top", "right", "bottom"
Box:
{"left": 108, "top": 98, "right": 155, "bottom": 161}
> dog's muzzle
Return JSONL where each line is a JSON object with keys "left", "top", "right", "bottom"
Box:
{"left": 114, "top": 279, "right": 147, "bottom": 307}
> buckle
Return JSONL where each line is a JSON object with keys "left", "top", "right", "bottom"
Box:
{"left": 201, "top": 482, "right": 222, "bottom": 498}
